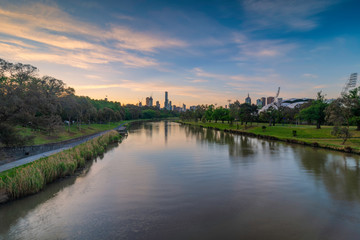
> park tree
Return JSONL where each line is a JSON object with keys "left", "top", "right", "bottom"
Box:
{"left": 299, "top": 91, "right": 328, "bottom": 129}
{"left": 343, "top": 87, "right": 360, "bottom": 130}
{"left": 326, "top": 98, "right": 352, "bottom": 144}
{"left": 204, "top": 105, "right": 214, "bottom": 122}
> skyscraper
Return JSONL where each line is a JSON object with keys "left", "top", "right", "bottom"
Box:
{"left": 164, "top": 91, "right": 169, "bottom": 110}
{"left": 149, "top": 96, "right": 153, "bottom": 107}
{"left": 267, "top": 97, "right": 275, "bottom": 105}
{"left": 261, "top": 97, "right": 266, "bottom": 106}
{"left": 256, "top": 99, "right": 263, "bottom": 108}
{"left": 156, "top": 101, "right": 160, "bottom": 109}
{"left": 245, "top": 93, "right": 251, "bottom": 104}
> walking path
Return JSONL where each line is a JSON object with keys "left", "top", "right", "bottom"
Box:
{"left": 0, "top": 123, "right": 127, "bottom": 173}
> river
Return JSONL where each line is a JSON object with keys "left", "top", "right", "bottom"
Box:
{"left": 1, "top": 121, "right": 360, "bottom": 239}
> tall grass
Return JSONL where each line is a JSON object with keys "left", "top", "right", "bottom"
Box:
{"left": 0, "top": 130, "right": 121, "bottom": 200}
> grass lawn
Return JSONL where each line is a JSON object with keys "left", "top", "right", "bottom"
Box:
{"left": 16, "top": 121, "right": 128, "bottom": 145}
{"left": 179, "top": 121, "right": 360, "bottom": 152}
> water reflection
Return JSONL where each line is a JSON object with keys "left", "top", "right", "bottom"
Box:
{"left": 0, "top": 142, "right": 119, "bottom": 236}
{"left": 184, "top": 123, "right": 360, "bottom": 204}
{"left": 296, "top": 147, "right": 360, "bottom": 202}
{"left": 1, "top": 122, "right": 360, "bottom": 239}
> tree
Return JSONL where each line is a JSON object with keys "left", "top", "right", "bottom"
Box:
{"left": 299, "top": 91, "right": 328, "bottom": 129}
{"left": 344, "top": 87, "right": 360, "bottom": 130}
{"left": 326, "top": 98, "right": 352, "bottom": 144}
{"left": 204, "top": 105, "right": 214, "bottom": 122}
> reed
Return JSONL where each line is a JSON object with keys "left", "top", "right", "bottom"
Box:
{"left": 0, "top": 130, "right": 121, "bottom": 201}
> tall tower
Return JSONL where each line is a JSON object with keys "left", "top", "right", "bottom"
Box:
{"left": 164, "top": 91, "right": 169, "bottom": 110}
{"left": 245, "top": 93, "right": 251, "bottom": 104}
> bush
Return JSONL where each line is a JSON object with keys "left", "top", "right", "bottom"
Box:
{"left": 292, "top": 130, "right": 297, "bottom": 137}
{"left": 262, "top": 126, "right": 266, "bottom": 132}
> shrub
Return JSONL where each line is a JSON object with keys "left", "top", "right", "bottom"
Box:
{"left": 292, "top": 130, "right": 297, "bottom": 137}
{"left": 262, "top": 126, "right": 266, "bottom": 132}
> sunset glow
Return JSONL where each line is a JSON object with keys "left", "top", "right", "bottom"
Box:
{"left": 1, "top": 0, "right": 359, "bottom": 106}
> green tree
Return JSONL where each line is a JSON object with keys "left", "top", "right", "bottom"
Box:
{"left": 299, "top": 91, "right": 328, "bottom": 129}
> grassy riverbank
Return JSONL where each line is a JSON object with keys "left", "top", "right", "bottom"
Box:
{"left": 0, "top": 130, "right": 121, "bottom": 203}
{"left": 179, "top": 121, "right": 360, "bottom": 153}
{"left": 16, "top": 121, "right": 128, "bottom": 145}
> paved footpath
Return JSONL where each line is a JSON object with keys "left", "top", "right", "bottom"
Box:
{"left": 0, "top": 123, "right": 127, "bottom": 173}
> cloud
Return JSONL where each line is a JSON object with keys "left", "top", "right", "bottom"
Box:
{"left": 303, "top": 73, "right": 318, "bottom": 78}
{"left": 242, "top": 0, "right": 337, "bottom": 31}
{"left": 313, "top": 85, "right": 326, "bottom": 89}
{"left": 0, "top": 2, "right": 186, "bottom": 69}
{"left": 232, "top": 33, "right": 297, "bottom": 59}
{"left": 188, "top": 79, "right": 209, "bottom": 83}
{"left": 72, "top": 79, "right": 228, "bottom": 104}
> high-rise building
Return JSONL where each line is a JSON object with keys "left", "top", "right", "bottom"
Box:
{"left": 169, "top": 101, "right": 172, "bottom": 111}
{"left": 183, "top": 104, "right": 186, "bottom": 112}
{"left": 245, "top": 93, "right": 251, "bottom": 104}
{"left": 164, "top": 91, "right": 169, "bottom": 110}
{"left": 261, "top": 97, "right": 266, "bottom": 106}
{"left": 267, "top": 97, "right": 275, "bottom": 105}
{"left": 156, "top": 101, "right": 160, "bottom": 109}
{"left": 149, "top": 96, "right": 153, "bottom": 106}
{"left": 190, "top": 106, "right": 196, "bottom": 111}
{"left": 256, "top": 99, "right": 263, "bottom": 108}
{"left": 146, "top": 96, "right": 153, "bottom": 106}
{"left": 139, "top": 101, "right": 142, "bottom": 107}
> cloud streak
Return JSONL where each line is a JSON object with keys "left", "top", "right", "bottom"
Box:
{"left": 0, "top": 2, "right": 186, "bottom": 69}
{"left": 242, "top": 0, "right": 338, "bottom": 31}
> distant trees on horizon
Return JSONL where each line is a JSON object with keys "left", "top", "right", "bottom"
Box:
{"left": 180, "top": 89, "right": 360, "bottom": 145}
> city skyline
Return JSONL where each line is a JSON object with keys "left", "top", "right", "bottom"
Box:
{"left": 0, "top": 0, "right": 360, "bottom": 106}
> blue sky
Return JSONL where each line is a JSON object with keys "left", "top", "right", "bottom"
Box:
{"left": 0, "top": 0, "right": 360, "bottom": 107}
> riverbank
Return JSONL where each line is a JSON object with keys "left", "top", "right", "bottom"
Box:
{"left": 16, "top": 121, "right": 129, "bottom": 146}
{"left": 178, "top": 121, "right": 360, "bottom": 154}
{"left": 0, "top": 130, "right": 122, "bottom": 204}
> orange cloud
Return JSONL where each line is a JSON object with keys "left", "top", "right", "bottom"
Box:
{"left": 0, "top": 2, "right": 186, "bottom": 68}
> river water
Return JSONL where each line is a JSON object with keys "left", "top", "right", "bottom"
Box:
{"left": 1, "top": 121, "right": 360, "bottom": 240}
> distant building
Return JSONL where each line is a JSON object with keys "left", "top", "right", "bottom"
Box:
{"left": 173, "top": 106, "right": 182, "bottom": 112}
{"left": 138, "top": 101, "right": 142, "bottom": 107}
{"left": 156, "top": 101, "right": 160, "bottom": 109}
{"left": 256, "top": 99, "right": 263, "bottom": 108}
{"left": 245, "top": 93, "right": 251, "bottom": 104}
{"left": 267, "top": 97, "right": 275, "bottom": 105}
{"left": 164, "top": 91, "right": 169, "bottom": 110}
{"left": 190, "top": 106, "right": 196, "bottom": 111}
{"left": 261, "top": 97, "right": 266, "bottom": 106}
{"left": 183, "top": 104, "right": 186, "bottom": 112}
{"left": 169, "top": 101, "right": 172, "bottom": 111}
{"left": 146, "top": 96, "right": 153, "bottom": 107}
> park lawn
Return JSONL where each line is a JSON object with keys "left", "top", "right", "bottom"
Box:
{"left": 248, "top": 125, "right": 335, "bottom": 139}
{"left": 16, "top": 121, "right": 128, "bottom": 145}
{"left": 179, "top": 121, "right": 360, "bottom": 152}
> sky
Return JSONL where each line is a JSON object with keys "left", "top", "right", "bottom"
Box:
{"left": 1, "top": 0, "right": 360, "bottom": 107}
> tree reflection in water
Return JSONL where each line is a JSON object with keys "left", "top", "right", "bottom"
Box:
{"left": 296, "top": 147, "right": 360, "bottom": 203}
{"left": 184, "top": 124, "right": 360, "bottom": 203}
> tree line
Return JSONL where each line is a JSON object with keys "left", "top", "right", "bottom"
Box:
{"left": 0, "top": 59, "right": 177, "bottom": 146}
{"left": 180, "top": 90, "right": 360, "bottom": 144}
